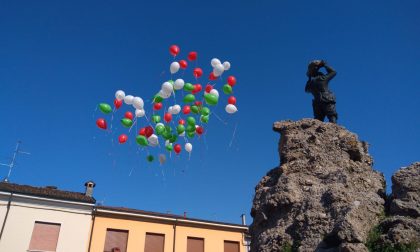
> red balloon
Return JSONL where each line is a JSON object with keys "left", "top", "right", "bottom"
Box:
{"left": 118, "top": 134, "right": 128, "bottom": 144}
{"left": 178, "top": 119, "right": 185, "bottom": 125}
{"left": 145, "top": 126, "right": 154, "bottom": 137}
{"left": 188, "top": 51, "right": 197, "bottom": 61}
{"left": 96, "top": 118, "right": 107, "bottom": 130}
{"left": 124, "top": 111, "right": 133, "bottom": 120}
{"left": 169, "top": 45, "right": 180, "bottom": 56}
{"left": 153, "top": 102, "right": 163, "bottom": 110}
{"left": 183, "top": 105, "right": 191, "bottom": 114}
{"left": 228, "top": 96, "right": 237, "bottom": 105}
{"left": 192, "top": 84, "right": 202, "bottom": 94}
{"left": 193, "top": 68, "right": 203, "bottom": 78}
{"left": 227, "top": 76, "right": 236, "bottom": 86}
{"left": 205, "top": 84, "right": 213, "bottom": 93}
{"left": 196, "top": 126, "right": 204, "bottom": 135}
{"left": 174, "top": 144, "right": 181, "bottom": 154}
{"left": 164, "top": 113, "right": 172, "bottom": 123}
{"left": 179, "top": 60, "right": 188, "bottom": 69}
{"left": 209, "top": 72, "right": 217, "bottom": 81}
{"left": 194, "top": 101, "right": 202, "bottom": 107}
{"left": 114, "top": 99, "right": 122, "bottom": 109}
{"left": 139, "top": 128, "right": 146, "bottom": 136}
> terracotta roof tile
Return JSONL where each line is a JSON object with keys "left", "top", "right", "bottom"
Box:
{"left": 0, "top": 182, "right": 96, "bottom": 204}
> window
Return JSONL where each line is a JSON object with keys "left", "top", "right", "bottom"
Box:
{"left": 144, "top": 233, "right": 165, "bottom": 252}
{"left": 104, "top": 229, "right": 129, "bottom": 252}
{"left": 28, "top": 221, "right": 61, "bottom": 252}
{"left": 187, "top": 237, "right": 204, "bottom": 252}
{"left": 224, "top": 241, "right": 240, "bottom": 252}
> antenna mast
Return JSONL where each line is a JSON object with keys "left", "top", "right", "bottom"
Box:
{"left": 0, "top": 141, "right": 30, "bottom": 182}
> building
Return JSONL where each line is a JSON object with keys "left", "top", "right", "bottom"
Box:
{"left": 88, "top": 206, "right": 248, "bottom": 252}
{"left": 0, "top": 180, "right": 249, "bottom": 252}
{"left": 0, "top": 181, "right": 96, "bottom": 252}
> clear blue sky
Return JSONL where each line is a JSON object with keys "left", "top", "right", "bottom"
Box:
{"left": 1, "top": 1, "right": 419, "bottom": 225}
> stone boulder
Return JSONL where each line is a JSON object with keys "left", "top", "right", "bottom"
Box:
{"left": 250, "top": 119, "right": 386, "bottom": 252}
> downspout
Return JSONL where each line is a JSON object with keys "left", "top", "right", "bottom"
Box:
{"left": 87, "top": 206, "right": 97, "bottom": 252}
{"left": 0, "top": 193, "right": 13, "bottom": 241}
{"left": 172, "top": 219, "right": 178, "bottom": 252}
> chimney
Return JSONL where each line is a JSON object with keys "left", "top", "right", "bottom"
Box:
{"left": 84, "top": 181, "right": 96, "bottom": 197}
{"left": 241, "top": 214, "right": 246, "bottom": 225}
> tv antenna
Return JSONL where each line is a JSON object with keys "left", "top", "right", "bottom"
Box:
{"left": 0, "top": 141, "right": 30, "bottom": 182}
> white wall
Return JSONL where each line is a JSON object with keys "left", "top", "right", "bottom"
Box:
{"left": 0, "top": 193, "right": 93, "bottom": 252}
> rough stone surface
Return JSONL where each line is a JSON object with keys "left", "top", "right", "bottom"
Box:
{"left": 376, "top": 162, "right": 420, "bottom": 250}
{"left": 250, "top": 119, "right": 386, "bottom": 252}
{"left": 389, "top": 162, "right": 420, "bottom": 218}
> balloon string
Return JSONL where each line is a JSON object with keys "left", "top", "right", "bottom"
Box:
{"left": 212, "top": 111, "right": 228, "bottom": 125}
{"left": 229, "top": 123, "right": 238, "bottom": 148}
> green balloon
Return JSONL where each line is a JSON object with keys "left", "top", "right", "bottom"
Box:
{"left": 99, "top": 103, "right": 112, "bottom": 114}
{"left": 223, "top": 84, "right": 233, "bottom": 94}
{"left": 169, "top": 134, "right": 178, "bottom": 143}
{"left": 187, "top": 131, "right": 195, "bottom": 138}
{"left": 201, "top": 107, "right": 210, "bottom": 116}
{"left": 162, "top": 131, "right": 171, "bottom": 140}
{"left": 156, "top": 125, "right": 165, "bottom": 135}
{"left": 136, "top": 135, "right": 148, "bottom": 146}
{"left": 146, "top": 155, "right": 154, "bottom": 162}
{"left": 183, "top": 94, "right": 195, "bottom": 103}
{"left": 165, "top": 125, "right": 172, "bottom": 133}
{"left": 121, "top": 118, "right": 133, "bottom": 128}
{"left": 186, "top": 124, "right": 195, "bottom": 133}
{"left": 184, "top": 83, "right": 194, "bottom": 92}
{"left": 168, "top": 80, "right": 174, "bottom": 84}
{"left": 200, "top": 115, "right": 209, "bottom": 123}
{"left": 152, "top": 115, "right": 161, "bottom": 123}
{"left": 191, "top": 105, "right": 200, "bottom": 114}
{"left": 166, "top": 144, "right": 173, "bottom": 151}
{"left": 204, "top": 93, "right": 218, "bottom": 106}
{"left": 177, "top": 124, "right": 185, "bottom": 134}
{"left": 153, "top": 94, "right": 163, "bottom": 103}
{"left": 186, "top": 116, "right": 196, "bottom": 126}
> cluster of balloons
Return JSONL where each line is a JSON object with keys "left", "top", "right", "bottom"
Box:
{"left": 95, "top": 45, "right": 238, "bottom": 164}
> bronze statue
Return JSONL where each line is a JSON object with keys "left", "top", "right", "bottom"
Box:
{"left": 305, "top": 60, "right": 338, "bottom": 123}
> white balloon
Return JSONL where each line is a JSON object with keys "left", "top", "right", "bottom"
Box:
{"left": 132, "top": 97, "right": 144, "bottom": 109}
{"left": 124, "top": 95, "right": 134, "bottom": 105}
{"left": 185, "top": 143, "right": 193, "bottom": 153}
{"left": 179, "top": 131, "right": 185, "bottom": 137}
{"left": 148, "top": 134, "right": 159, "bottom": 147}
{"left": 171, "top": 104, "right": 181, "bottom": 114}
{"left": 174, "top": 79, "right": 185, "bottom": 90}
{"left": 213, "top": 63, "right": 225, "bottom": 77}
{"left": 162, "top": 82, "right": 173, "bottom": 94}
{"left": 168, "top": 106, "right": 174, "bottom": 114}
{"left": 211, "top": 58, "right": 221, "bottom": 67}
{"left": 115, "top": 90, "right": 125, "bottom": 100}
{"left": 165, "top": 140, "right": 172, "bottom": 147}
{"left": 135, "top": 109, "right": 145, "bottom": 117}
{"left": 159, "top": 90, "right": 171, "bottom": 99}
{"left": 223, "top": 61, "right": 231, "bottom": 71}
{"left": 210, "top": 89, "right": 219, "bottom": 98}
{"left": 156, "top": 123, "right": 164, "bottom": 128}
{"left": 170, "top": 62, "right": 180, "bottom": 74}
{"left": 225, "top": 104, "right": 238, "bottom": 114}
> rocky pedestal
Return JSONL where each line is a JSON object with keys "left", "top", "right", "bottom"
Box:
{"left": 250, "top": 119, "right": 386, "bottom": 252}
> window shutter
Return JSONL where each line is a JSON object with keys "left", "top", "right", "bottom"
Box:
{"left": 187, "top": 237, "right": 204, "bottom": 252}
{"left": 28, "top": 222, "right": 61, "bottom": 251}
{"left": 104, "top": 229, "right": 129, "bottom": 252}
{"left": 144, "top": 233, "right": 165, "bottom": 252}
{"left": 224, "top": 241, "right": 240, "bottom": 252}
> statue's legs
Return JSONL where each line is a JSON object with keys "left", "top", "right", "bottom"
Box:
{"left": 325, "top": 103, "right": 338, "bottom": 124}
{"left": 312, "top": 100, "right": 325, "bottom": 121}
